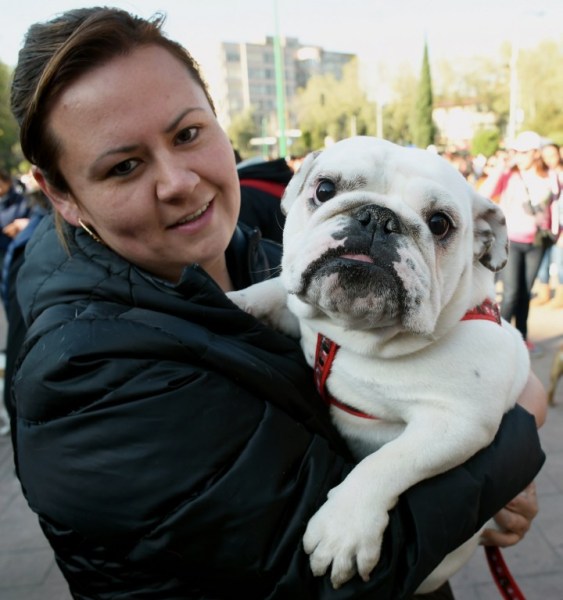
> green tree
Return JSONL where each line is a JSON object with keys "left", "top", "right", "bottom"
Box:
{"left": 434, "top": 53, "right": 511, "bottom": 135}
{"left": 411, "top": 41, "right": 436, "bottom": 148}
{"left": 471, "top": 128, "right": 501, "bottom": 157}
{"left": 518, "top": 40, "right": 563, "bottom": 143}
{"left": 381, "top": 64, "right": 418, "bottom": 144}
{"left": 0, "top": 61, "right": 21, "bottom": 170}
{"left": 293, "top": 58, "right": 376, "bottom": 151}
{"left": 227, "top": 107, "right": 261, "bottom": 159}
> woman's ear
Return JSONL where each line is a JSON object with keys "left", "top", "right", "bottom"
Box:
{"left": 32, "top": 166, "right": 81, "bottom": 226}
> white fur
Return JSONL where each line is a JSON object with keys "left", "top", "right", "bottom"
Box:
{"left": 228, "top": 136, "right": 529, "bottom": 592}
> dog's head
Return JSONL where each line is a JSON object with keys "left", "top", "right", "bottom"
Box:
{"left": 280, "top": 136, "right": 507, "bottom": 337}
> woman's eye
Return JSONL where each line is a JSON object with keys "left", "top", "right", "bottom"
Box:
{"left": 314, "top": 179, "right": 336, "bottom": 204}
{"left": 109, "top": 159, "right": 139, "bottom": 177}
{"left": 176, "top": 127, "right": 199, "bottom": 145}
{"left": 428, "top": 212, "right": 452, "bottom": 238}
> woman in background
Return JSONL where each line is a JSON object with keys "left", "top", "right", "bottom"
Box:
{"left": 492, "top": 131, "right": 555, "bottom": 356}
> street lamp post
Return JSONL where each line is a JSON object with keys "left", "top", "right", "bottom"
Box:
{"left": 507, "top": 39, "right": 519, "bottom": 143}
{"left": 273, "top": 0, "right": 287, "bottom": 158}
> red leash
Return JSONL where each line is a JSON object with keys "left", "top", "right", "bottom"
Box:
{"left": 314, "top": 299, "right": 526, "bottom": 599}
{"left": 485, "top": 546, "right": 526, "bottom": 600}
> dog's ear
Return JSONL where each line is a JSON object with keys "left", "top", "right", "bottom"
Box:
{"left": 472, "top": 191, "right": 509, "bottom": 272}
{"left": 280, "top": 150, "right": 321, "bottom": 215}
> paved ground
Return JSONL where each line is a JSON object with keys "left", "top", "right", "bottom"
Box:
{"left": 0, "top": 303, "right": 561, "bottom": 600}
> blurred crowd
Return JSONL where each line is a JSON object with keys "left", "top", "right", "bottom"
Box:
{"left": 441, "top": 132, "right": 562, "bottom": 356}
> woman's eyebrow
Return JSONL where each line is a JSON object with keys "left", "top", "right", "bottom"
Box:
{"left": 164, "top": 107, "right": 205, "bottom": 134}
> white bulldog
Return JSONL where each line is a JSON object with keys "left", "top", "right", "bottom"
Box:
{"left": 229, "top": 136, "right": 529, "bottom": 592}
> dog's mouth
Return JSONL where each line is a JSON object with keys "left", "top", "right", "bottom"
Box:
{"left": 294, "top": 246, "right": 405, "bottom": 329}
{"left": 300, "top": 245, "right": 398, "bottom": 288}
{"left": 340, "top": 253, "right": 375, "bottom": 264}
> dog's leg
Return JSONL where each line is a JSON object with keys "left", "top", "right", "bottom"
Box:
{"left": 303, "top": 409, "right": 498, "bottom": 589}
{"left": 227, "top": 277, "right": 300, "bottom": 338}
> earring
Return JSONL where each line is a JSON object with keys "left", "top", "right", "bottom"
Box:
{"left": 78, "top": 218, "right": 104, "bottom": 244}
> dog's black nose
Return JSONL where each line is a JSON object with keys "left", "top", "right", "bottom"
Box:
{"left": 353, "top": 205, "right": 402, "bottom": 238}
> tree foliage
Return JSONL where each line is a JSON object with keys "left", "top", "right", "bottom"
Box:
{"left": 411, "top": 41, "right": 436, "bottom": 148}
{"left": 471, "top": 128, "right": 501, "bottom": 157}
{"left": 434, "top": 52, "right": 511, "bottom": 133}
{"left": 293, "top": 59, "right": 376, "bottom": 152}
{"left": 0, "top": 61, "right": 21, "bottom": 170}
{"left": 518, "top": 40, "right": 563, "bottom": 144}
{"left": 227, "top": 107, "right": 260, "bottom": 159}
{"left": 382, "top": 64, "right": 418, "bottom": 145}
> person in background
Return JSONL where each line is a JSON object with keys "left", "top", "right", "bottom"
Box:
{"left": 286, "top": 153, "right": 306, "bottom": 172}
{"left": 0, "top": 169, "right": 34, "bottom": 435}
{"left": 531, "top": 141, "right": 563, "bottom": 308}
{"left": 8, "top": 7, "right": 545, "bottom": 599}
{"left": 0, "top": 169, "right": 31, "bottom": 268}
{"left": 441, "top": 149, "right": 476, "bottom": 184}
{"left": 488, "top": 131, "right": 555, "bottom": 357}
{"left": 475, "top": 149, "right": 510, "bottom": 196}
{"left": 0, "top": 184, "right": 50, "bottom": 433}
{"left": 237, "top": 156, "right": 293, "bottom": 244}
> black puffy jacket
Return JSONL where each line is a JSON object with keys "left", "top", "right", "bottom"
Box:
{"left": 12, "top": 215, "right": 544, "bottom": 599}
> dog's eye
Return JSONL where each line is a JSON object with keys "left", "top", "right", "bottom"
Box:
{"left": 314, "top": 179, "right": 336, "bottom": 204}
{"left": 428, "top": 212, "right": 451, "bottom": 238}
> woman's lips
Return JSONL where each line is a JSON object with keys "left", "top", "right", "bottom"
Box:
{"left": 169, "top": 201, "right": 212, "bottom": 228}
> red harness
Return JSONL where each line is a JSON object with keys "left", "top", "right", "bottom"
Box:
{"left": 313, "top": 298, "right": 502, "bottom": 419}
{"left": 313, "top": 298, "right": 526, "bottom": 600}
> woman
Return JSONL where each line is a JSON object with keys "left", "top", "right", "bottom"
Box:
{"left": 0, "top": 169, "right": 31, "bottom": 265}
{"left": 493, "top": 131, "right": 555, "bottom": 356}
{"left": 9, "top": 7, "right": 545, "bottom": 599}
{"left": 533, "top": 141, "right": 563, "bottom": 308}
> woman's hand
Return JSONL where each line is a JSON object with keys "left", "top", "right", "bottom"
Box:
{"left": 3, "top": 218, "right": 30, "bottom": 238}
{"left": 481, "top": 482, "right": 538, "bottom": 547}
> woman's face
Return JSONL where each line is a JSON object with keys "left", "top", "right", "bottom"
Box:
{"left": 43, "top": 44, "right": 240, "bottom": 284}
{"left": 513, "top": 149, "right": 537, "bottom": 171}
{"left": 541, "top": 145, "right": 560, "bottom": 170}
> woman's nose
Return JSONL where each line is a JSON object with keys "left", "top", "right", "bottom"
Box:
{"left": 155, "top": 157, "right": 200, "bottom": 202}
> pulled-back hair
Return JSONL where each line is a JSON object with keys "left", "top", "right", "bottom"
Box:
{"left": 11, "top": 6, "right": 215, "bottom": 192}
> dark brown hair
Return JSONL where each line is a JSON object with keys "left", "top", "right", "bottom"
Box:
{"left": 10, "top": 6, "right": 215, "bottom": 193}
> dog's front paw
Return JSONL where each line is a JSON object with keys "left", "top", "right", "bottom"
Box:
{"left": 226, "top": 289, "right": 253, "bottom": 314}
{"left": 303, "top": 484, "right": 388, "bottom": 589}
{"left": 226, "top": 280, "right": 300, "bottom": 337}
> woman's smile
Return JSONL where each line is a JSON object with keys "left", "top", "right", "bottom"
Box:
{"left": 168, "top": 202, "right": 211, "bottom": 229}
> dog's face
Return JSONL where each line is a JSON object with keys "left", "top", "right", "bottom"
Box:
{"left": 280, "top": 137, "right": 507, "bottom": 335}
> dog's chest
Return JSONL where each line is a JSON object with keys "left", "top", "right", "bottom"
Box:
{"left": 300, "top": 324, "right": 414, "bottom": 455}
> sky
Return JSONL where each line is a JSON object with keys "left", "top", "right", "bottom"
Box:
{"left": 2, "top": 0, "right": 563, "bottom": 98}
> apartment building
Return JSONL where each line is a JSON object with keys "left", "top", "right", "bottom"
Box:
{"left": 217, "top": 37, "right": 355, "bottom": 133}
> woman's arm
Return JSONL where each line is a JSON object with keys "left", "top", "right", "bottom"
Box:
{"left": 481, "top": 369, "right": 547, "bottom": 547}
{"left": 515, "top": 369, "right": 548, "bottom": 427}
